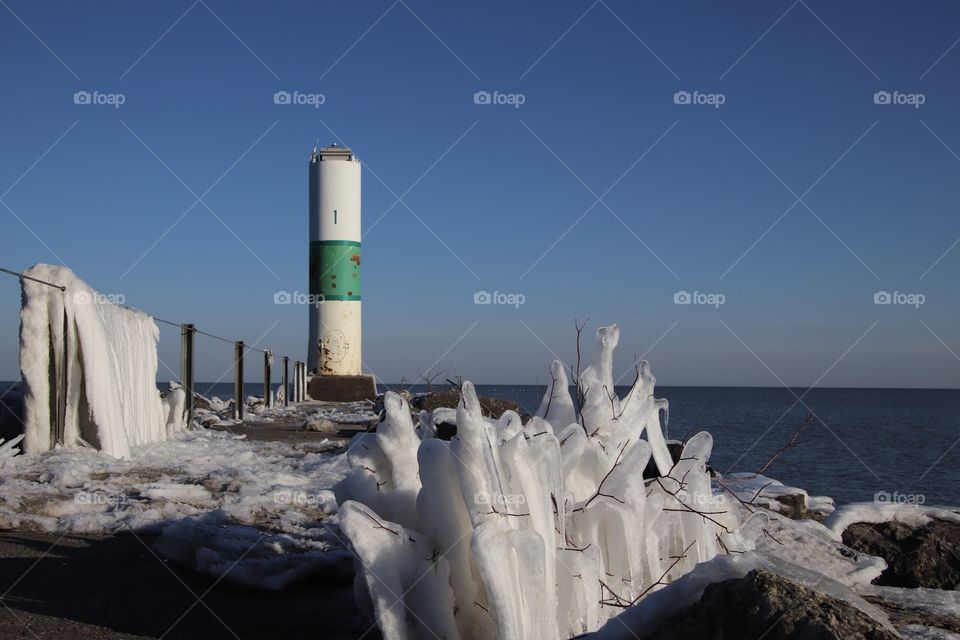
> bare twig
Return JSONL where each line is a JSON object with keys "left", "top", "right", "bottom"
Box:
{"left": 756, "top": 412, "right": 815, "bottom": 476}
{"left": 573, "top": 441, "right": 629, "bottom": 513}
{"left": 599, "top": 540, "right": 698, "bottom": 608}
{"left": 360, "top": 509, "right": 399, "bottom": 536}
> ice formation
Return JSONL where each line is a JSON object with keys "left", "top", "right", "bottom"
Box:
{"left": 335, "top": 325, "right": 755, "bottom": 640}
{"left": 0, "top": 435, "right": 24, "bottom": 469}
{"left": 826, "top": 502, "right": 960, "bottom": 540}
{"left": 18, "top": 264, "right": 181, "bottom": 458}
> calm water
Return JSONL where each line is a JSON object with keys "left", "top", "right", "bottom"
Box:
{"left": 4, "top": 381, "right": 958, "bottom": 506}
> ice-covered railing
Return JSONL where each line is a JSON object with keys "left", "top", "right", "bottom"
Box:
{"left": 335, "top": 325, "right": 757, "bottom": 640}
{"left": 8, "top": 263, "right": 311, "bottom": 457}
{"left": 18, "top": 264, "right": 185, "bottom": 458}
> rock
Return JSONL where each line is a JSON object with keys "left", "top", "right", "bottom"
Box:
{"left": 304, "top": 417, "right": 337, "bottom": 432}
{"left": 0, "top": 387, "right": 24, "bottom": 442}
{"left": 410, "top": 388, "right": 520, "bottom": 419}
{"left": 645, "top": 569, "right": 899, "bottom": 640}
{"left": 772, "top": 492, "right": 828, "bottom": 522}
{"left": 642, "top": 440, "right": 685, "bottom": 479}
{"left": 842, "top": 519, "right": 960, "bottom": 589}
{"left": 197, "top": 414, "right": 220, "bottom": 428}
{"left": 862, "top": 589, "right": 960, "bottom": 635}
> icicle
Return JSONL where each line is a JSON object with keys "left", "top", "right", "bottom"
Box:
{"left": 536, "top": 360, "right": 577, "bottom": 429}
{"left": 335, "top": 326, "right": 741, "bottom": 640}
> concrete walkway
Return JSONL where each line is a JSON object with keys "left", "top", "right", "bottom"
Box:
{"left": 0, "top": 532, "right": 375, "bottom": 639}
{"left": 0, "top": 415, "right": 380, "bottom": 639}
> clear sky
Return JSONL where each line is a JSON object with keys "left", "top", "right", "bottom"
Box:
{"left": 1, "top": 0, "right": 959, "bottom": 387}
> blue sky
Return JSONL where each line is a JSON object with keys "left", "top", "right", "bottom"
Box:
{"left": 1, "top": 0, "right": 959, "bottom": 387}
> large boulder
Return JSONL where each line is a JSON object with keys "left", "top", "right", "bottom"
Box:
{"left": 842, "top": 519, "right": 960, "bottom": 589}
{"left": 644, "top": 570, "right": 898, "bottom": 640}
{"left": 410, "top": 388, "right": 521, "bottom": 419}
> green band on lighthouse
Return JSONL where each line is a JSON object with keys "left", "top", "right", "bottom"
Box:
{"left": 310, "top": 240, "right": 361, "bottom": 301}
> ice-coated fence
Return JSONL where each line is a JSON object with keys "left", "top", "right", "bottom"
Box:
{"left": 4, "top": 263, "right": 309, "bottom": 458}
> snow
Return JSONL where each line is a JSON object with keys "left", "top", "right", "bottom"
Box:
{"left": 154, "top": 510, "right": 353, "bottom": 591}
{"left": 898, "top": 627, "right": 960, "bottom": 640}
{"left": 18, "top": 264, "right": 179, "bottom": 458}
{"left": 825, "top": 502, "right": 960, "bottom": 540}
{"left": 0, "top": 427, "right": 347, "bottom": 533}
{"left": 0, "top": 421, "right": 356, "bottom": 589}
{"left": 334, "top": 325, "right": 758, "bottom": 640}
{"left": 861, "top": 583, "right": 960, "bottom": 620}
{"left": 752, "top": 507, "right": 887, "bottom": 587}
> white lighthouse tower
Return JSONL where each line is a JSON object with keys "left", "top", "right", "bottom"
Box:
{"left": 307, "top": 143, "right": 376, "bottom": 401}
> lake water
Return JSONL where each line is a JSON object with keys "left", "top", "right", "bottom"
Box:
{"left": 4, "top": 381, "right": 958, "bottom": 507}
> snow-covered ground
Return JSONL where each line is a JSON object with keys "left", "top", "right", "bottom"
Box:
{"left": 0, "top": 401, "right": 366, "bottom": 589}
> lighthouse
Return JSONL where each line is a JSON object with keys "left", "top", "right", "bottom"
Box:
{"left": 307, "top": 143, "right": 377, "bottom": 401}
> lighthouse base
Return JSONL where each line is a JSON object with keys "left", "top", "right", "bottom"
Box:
{"left": 307, "top": 374, "right": 377, "bottom": 403}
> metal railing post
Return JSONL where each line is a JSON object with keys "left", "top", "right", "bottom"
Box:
{"left": 282, "top": 356, "right": 289, "bottom": 407}
{"left": 263, "top": 350, "right": 272, "bottom": 408}
{"left": 55, "top": 303, "right": 68, "bottom": 447}
{"left": 180, "top": 323, "right": 195, "bottom": 425}
{"left": 296, "top": 361, "right": 304, "bottom": 402}
{"left": 293, "top": 362, "right": 301, "bottom": 402}
{"left": 234, "top": 341, "right": 245, "bottom": 420}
